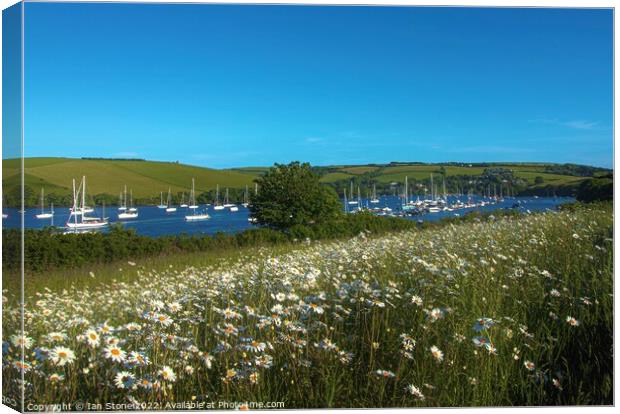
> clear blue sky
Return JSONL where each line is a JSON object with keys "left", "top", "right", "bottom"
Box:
{"left": 18, "top": 3, "right": 613, "bottom": 168}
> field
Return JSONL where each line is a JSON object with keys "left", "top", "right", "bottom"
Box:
{"left": 2, "top": 158, "right": 603, "bottom": 204}
{"left": 2, "top": 204, "right": 613, "bottom": 408}
{"left": 2, "top": 158, "right": 258, "bottom": 198}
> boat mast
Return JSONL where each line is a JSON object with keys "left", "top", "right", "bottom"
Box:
{"left": 82, "top": 176, "right": 86, "bottom": 211}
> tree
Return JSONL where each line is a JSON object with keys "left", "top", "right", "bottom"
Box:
{"left": 534, "top": 176, "right": 544, "bottom": 185}
{"left": 249, "top": 162, "right": 343, "bottom": 230}
{"left": 576, "top": 176, "right": 613, "bottom": 203}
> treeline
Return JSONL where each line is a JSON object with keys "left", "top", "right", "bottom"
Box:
{"left": 80, "top": 157, "right": 146, "bottom": 161}
{"left": 3, "top": 212, "right": 417, "bottom": 272}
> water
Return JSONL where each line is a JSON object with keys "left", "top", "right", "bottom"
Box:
{"left": 2, "top": 196, "right": 573, "bottom": 237}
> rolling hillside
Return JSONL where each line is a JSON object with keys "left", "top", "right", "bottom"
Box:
{"left": 2, "top": 158, "right": 260, "bottom": 200}
{"left": 1, "top": 157, "right": 609, "bottom": 206}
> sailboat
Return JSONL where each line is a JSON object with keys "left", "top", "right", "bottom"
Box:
{"left": 157, "top": 192, "right": 167, "bottom": 209}
{"left": 370, "top": 183, "right": 379, "bottom": 204}
{"left": 213, "top": 185, "right": 225, "bottom": 210}
{"left": 347, "top": 181, "right": 358, "bottom": 205}
{"left": 128, "top": 190, "right": 138, "bottom": 212}
{"left": 118, "top": 186, "right": 128, "bottom": 211}
{"left": 188, "top": 179, "right": 199, "bottom": 209}
{"left": 242, "top": 185, "right": 249, "bottom": 208}
{"left": 35, "top": 188, "right": 54, "bottom": 219}
{"left": 185, "top": 184, "right": 210, "bottom": 221}
{"left": 119, "top": 188, "right": 138, "bottom": 219}
{"left": 69, "top": 176, "right": 94, "bottom": 215}
{"left": 165, "top": 188, "right": 177, "bottom": 212}
{"left": 65, "top": 177, "right": 108, "bottom": 231}
{"left": 180, "top": 192, "right": 189, "bottom": 208}
{"left": 223, "top": 188, "right": 235, "bottom": 208}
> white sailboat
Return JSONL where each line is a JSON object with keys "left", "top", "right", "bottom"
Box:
{"left": 118, "top": 186, "right": 128, "bottom": 211}
{"left": 370, "top": 183, "right": 380, "bottom": 204}
{"left": 188, "top": 178, "right": 199, "bottom": 209}
{"left": 128, "top": 190, "right": 138, "bottom": 213}
{"left": 35, "top": 188, "right": 54, "bottom": 219}
{"left": 223, "top": 188, "right": 235, "bottom": 208}
{"left": 69, "top": 176, "right": 94, "bottom": 215}
{"left": 65, "top": 177, "right": 108, "bottom": 231}
{"left": 213, "top": 184, "right": 225, "bottom": 210}
{"left": 157, "top": 192, "right": 167, "bottom": 209}
{"left": 165, "top": 188, "right": 177, "bottom": 213}
{"left": 119, "top": 188, "right": 138, "bottom": 219}
{"left": 185, "top": 184, "right": 210, "bottom": 221}
{"left": 347, "top": 181, "right": 358, "bottom": 205}
{"left": 242, "top": 185, "right": 249, "bottom": 208}
{"left": 180, "top": 192, "right": 189, "bottom": 208}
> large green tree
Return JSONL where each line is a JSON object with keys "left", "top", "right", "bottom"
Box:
{"left": 249, "top": 162, "right": 343, "bottom": 230}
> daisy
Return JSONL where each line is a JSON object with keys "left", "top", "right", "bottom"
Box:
{"left": 308, "top": 303, "right": 325, "bottom": 314}
{"left": 249, "top": 371, "right": 259, "bottom": 385}
{"left": 427, "top": 308, "right": 444, "bottom": 322}
{"left": 410, "top": 295, "right": 423, "bottom": 307}
{"left": 566, "top": 316, "right": 580, "bottom": 327}
{"left": 128, "top": 351, "right": 150, "bottom": 366}
{"left": 104, "top": 345, "right": 126, "bottom": 363}
{"left": 49, "top": 373, "right": 64, "bottom": 382}
{"left": 85, "top": 329, "right": 100, "bottom": 348}
{"left": 155, "top": 313, "right": 173, "bottom": 327}
{"left": 275, "top": 292, "right": 286, "bottom": 302}
{"left": 270, "top": 304, "right": 284, "bottom": 315}
{"left": 255, "top": 354, "right": 274, "bottom": 368}
{"left": 11, "top": 334, "right": 33, "bottom": 349}
{"left": 375, "top": 369, "right": 396, "bottom": 378}
{"left": 50, "top": 346, "right": 76, "bottom": 366}
{"left": 125, "top": 323, "right": 142, "bottom": 332}
{"left": 47, "top": 332, "right": 67, "bottom": 342}
{"left": 222, "top": 307, "right": 242, "bottom": 320}
{"left": 245, "top": 340, "right": 266, "bottom": 353}
{"left": 523, "top": 360, "right": 536, "bottom": 371}
{"left": 201, "top": 353, "right": 215, "bottom": 369}
{"left": 13, "top": 361, "right": 32, "bottom": 372}
{"left": 472, "top": 336, "right": 490, "bottom": 347}
{"left": 405, "top": 384, "right": 425, "bottom": 400}
{"left": 430, "top": 345, "right": 444, "bottom": 363}
{"left": 473, "top": 317, "right": 495, "bottom": 332}
{"left": 159, "top": 366, "right": 176, "bottom": 382}
{"left": 114, "top": 371, "right": 136, "bottom": 389}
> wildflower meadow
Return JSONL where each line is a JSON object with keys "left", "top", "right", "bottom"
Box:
{"left": 2, "top": 204, "right": 613, "bottom": 408}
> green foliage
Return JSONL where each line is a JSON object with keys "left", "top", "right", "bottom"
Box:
{"left": 534, "top": 176, "right": 544, "bottom": 184}
{"left": 249, "top": 162, "right": 343, "bottom": 230}
{"left": 576, "top": 176, "right": 613, "bottom": 203}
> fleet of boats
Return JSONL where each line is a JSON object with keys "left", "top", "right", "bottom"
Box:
{"left": 344, "top": 174, "right": 516, "bottom": 217}
{"left": 35, "top": 176, "right": 247, "bottom": 231}
{"left": 3, "top": 174, "right": 548, "bottom": 233}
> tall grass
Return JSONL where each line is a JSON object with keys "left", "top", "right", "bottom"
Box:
{"left": 2, "top": 204, "right": 612, "bottom": 408}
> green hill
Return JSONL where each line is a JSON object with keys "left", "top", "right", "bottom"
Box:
{"left": 1, "top": 158, "right": 610, "bottom": 207}
{"left": 2, "top": 157, "right": 261, "bottom": 206}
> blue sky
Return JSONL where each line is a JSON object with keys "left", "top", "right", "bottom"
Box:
{"left": 18, "top": 3, "right": 613, "bottom": 168}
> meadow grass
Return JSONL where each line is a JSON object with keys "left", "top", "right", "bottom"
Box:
{"left": 2, "top": 204, "right": 613, "bottom": 408}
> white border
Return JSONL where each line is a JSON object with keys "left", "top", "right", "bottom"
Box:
{"left": 0, "top": 1, "right": 617, "bottom": 414}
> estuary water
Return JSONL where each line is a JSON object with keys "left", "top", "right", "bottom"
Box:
{"left": 2, "top": 196, "right": 573, "bottom": 237}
